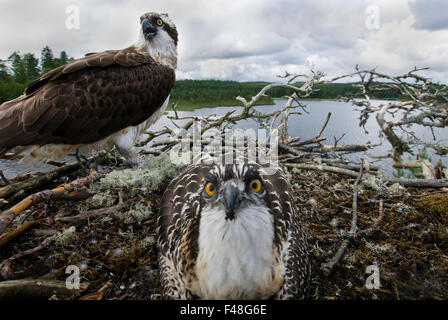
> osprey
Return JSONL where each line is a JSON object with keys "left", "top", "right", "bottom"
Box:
{"left": 157, "top": 159, "right": 311, "bottom": 299}
{"left": 0, "top": 12, "right": 178, "bottom": 165}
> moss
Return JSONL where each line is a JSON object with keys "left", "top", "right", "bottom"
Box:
{"left": 414, "top": 193, "right": 448, "bottom": 217}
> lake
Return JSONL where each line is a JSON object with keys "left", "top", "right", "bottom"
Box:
{"left": 1, "top": 99, "right": 447, "bottom": 178}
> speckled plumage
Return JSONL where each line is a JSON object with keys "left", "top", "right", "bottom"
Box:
{"left": 157, "top": 159, "right": 311, "bottom": 299}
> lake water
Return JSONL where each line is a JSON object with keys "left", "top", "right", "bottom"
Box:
{"left": 1, "top": 99, "right": 447, "bottom": 178}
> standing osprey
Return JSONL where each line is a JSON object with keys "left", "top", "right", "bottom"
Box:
{"left": 0, "top": 12, "right": 178, "bottom": 165}
{"left": 157, "top": 159, "right": 311, "bottom": 299}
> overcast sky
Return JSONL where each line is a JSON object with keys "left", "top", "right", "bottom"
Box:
{"left": 1, "top": 0, "right": 447, "bottom": 83}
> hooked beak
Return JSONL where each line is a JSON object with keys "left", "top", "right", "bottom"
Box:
{"left": 142, "top": 19, "right": 157, "bottom": 40}
{"left": 221, "top": 182, "right": 240, "bottom": 220}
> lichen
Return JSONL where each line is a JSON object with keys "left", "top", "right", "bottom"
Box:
{"left": 92, "top": 152, "right": 185, "bottom": 198}
{"left": 364, "top": 240, "right": 392, "bottom": 254}
{"left": 140, "top": 236, "right": 156, "bottom": 251}
{"left": 55, "top": 226, "right": 79, "bottom": 247}
{"left": 124, "top": 202, "right": 153, "bottom": 223}
{"left": 88, "top": 190, "right": 116, "bottom": 208}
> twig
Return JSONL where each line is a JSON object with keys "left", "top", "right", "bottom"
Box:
{"left": 0, "top": 171, "right": 105, "bottom": 235}
{"left": 56, "top": 202, "right": 127, "bottom": 226}
{"left": 0, "top": 220, "right": 41, "bottom": 248}
{"left": 0, "top": 170, "right": 9, "bottom": 186}
{"left": 364, "top": 199, "right": 384, "bottom": 234}
{"left": 321, "top": 159, "right": 365, "bottom": 276}
{"left": 0, "top": 161, "right": 81, "bottom": 201}
{"left": 284, "top": 163, "right": 447, "bottom": 188}
{"left": 0, "top": 233, "right": 58, "bottom": 273}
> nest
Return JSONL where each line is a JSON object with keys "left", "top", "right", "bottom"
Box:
{"left": 0, "top": 153, "right": 447, "bottom": 300}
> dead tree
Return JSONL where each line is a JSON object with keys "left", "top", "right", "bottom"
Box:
{"left": 342, "top": 67, "right": 448, "bottom": 179}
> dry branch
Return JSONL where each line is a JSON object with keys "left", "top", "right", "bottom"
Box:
{"left": 0, "top": 220, "right": 41, "bottom": 248}
{"left": 0, "top": 161, "right": 82, "bottom": 201}
{"left": 0, "top": 171, "right": 105, "bottom": 235}
{"left": 321, "top": 159, "right": 365, "bottom": 276}
{"left": 56, "top": 202, "right": 128, "bottom": 226}
{"left": 0, "top": 233, "right": 58, "bottom": 275}
{"left": 285, "top": 163, "right": 447, "bottom": 188}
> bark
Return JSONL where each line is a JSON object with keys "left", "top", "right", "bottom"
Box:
{"left": 0, "top": 279, "right": 88, "bottom": 299}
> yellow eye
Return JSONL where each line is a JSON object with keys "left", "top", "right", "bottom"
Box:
{"left": 156, "top": 19, "right": 163, "bottom": 26}
{"left": 249, "top": 179, "right": 262, "bottom": 193}
{"left": 205, "top": 182, "right": 216, "bottom": 196}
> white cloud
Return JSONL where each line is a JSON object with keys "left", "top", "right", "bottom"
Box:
{"left": 0, "top": 0, "right": 447, "bottom": 83}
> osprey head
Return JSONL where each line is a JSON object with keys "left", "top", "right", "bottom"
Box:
{"left": 201, "top": 163, "right": 270, "bottom": 221}
{"left": 137, "top": 12, "right": 178, "bottom": 69}
{"left": 139, "top": 12, "right": 178, "bottom": 46}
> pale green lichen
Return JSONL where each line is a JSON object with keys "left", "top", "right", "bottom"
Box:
{"left": 388, "top": 183, "right": 405, "bottom": 195}
{"left": 88, "top": 190, "right": 116, "bottom": 208}
{"left": 123, "top": 202, "right": 153, "bottom": 223}
{"left": 140, "top": 236, "right": 156, "bottom": 251}
{"left": 92, "top": 152, "right": 184, "bottom": 197}
{"left": 363, "top": 175, "right": 384, "bottom": 191}
{"left": 363, "top": 239, "right": 393, "bottom": 254}
{"left": 55, "top": 226, "right": 79, "bottom": 247}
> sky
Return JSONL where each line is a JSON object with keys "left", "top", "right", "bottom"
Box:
{"left": 0, "top": 0, "right": 447, "bottom": 83}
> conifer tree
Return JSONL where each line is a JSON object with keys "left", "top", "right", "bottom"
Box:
{"left": 40, "top": 45, "right": 55, "bottom": 74}
{"left": 8, "top": 52, "right": 26, "bottom": 84}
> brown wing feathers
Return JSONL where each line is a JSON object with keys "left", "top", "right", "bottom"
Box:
{"left": 0, "top": 46, "right": 175, "bottom": 152}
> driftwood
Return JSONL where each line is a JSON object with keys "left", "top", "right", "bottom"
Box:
{"left": 0, "top": 279, "right": 88, "bottom": 299}
{"left": 0, "top": 171, "right": 105, "bottom": 235}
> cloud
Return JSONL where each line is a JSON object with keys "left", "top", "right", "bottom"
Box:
{"left": 0, "top": 0, "right": 447, "bottom": 83}
{"left": 409, "top": 0, "right": 448, "bottom": 31}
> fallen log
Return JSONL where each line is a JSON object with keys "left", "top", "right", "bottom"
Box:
{"left": 0, "top": 279, "right": 88, "bottom": 299}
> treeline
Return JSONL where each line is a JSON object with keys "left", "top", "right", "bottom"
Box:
{"left": 1, "top": 46, "right": 404, "bottom": 107}
{"left": 170, "top": 80, "right": 274, "bottom": 108}
{"left": 0, "top": 46, "right": 74, "bottom": 103}
{"left": 170, "top": 80, "right": 404, "bottom": 109}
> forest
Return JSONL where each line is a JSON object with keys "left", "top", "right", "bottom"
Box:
{"left": 0, "top": 47, "right": 404, "bottom": 109}
{"left": 0, "top": 46, "right": 74, "bottom": 104}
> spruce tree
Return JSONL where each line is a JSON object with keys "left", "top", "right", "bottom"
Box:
{"left": 40, "top": 45, "right": 55, "bottom": 74}
{"left": 8, "top": 52, "right": 26, "bottom": 84}
{"left": 23, "top": 53, "right": 40, "bottom": 81}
